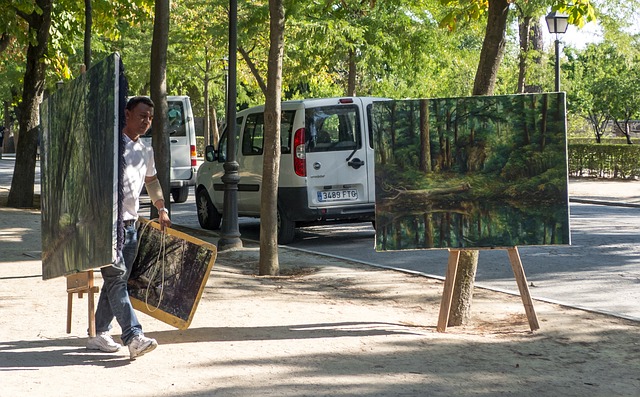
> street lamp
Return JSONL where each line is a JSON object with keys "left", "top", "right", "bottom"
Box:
{"left": 218, "top": 0, "right": 243, "bottom": 251}
{"left": 545, "top": 11, "right": 569, "bottom": 92}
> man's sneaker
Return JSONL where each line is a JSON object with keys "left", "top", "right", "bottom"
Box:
{"left": 128, "top": 334, "right": 158, "bottom": 360}
{"left": 87, "top": 331, "right": 122, "bottom": 353}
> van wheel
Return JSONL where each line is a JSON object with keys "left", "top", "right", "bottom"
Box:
{"left": 172, "top": 186, "right": 189, "bottom": 203}
{"left": 277, "top": 207, "right": 296, "bottom": 245}
{"left": 196, "top": 188, "right": 221, "bottom": 230}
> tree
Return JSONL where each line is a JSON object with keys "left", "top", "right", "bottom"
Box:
{"left": 149, "top": 0, "right": 170, "bottom": 216}
{"left": 604, "top": 59, "right": 640, "bottom": 144}
{"left": 7, "top": 0, "right": 52, "bottom": 208}
{"left": 565, "top": 43, "right": 617, "bottom": 142}
{"left": 259, "top": 0, "right": 285, "bottom": 276}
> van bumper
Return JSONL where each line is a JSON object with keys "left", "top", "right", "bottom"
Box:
{"left": 170, "top": 168, "right": 197, "bottom": 188}
{"left": 279, "top": 187, "right": 374, "bottom": 223}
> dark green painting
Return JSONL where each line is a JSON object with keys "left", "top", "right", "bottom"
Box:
{"left": 40, "top": 54, "right": 123, "bottom": 279}
{"left": 128, "top": 219, "right": 217, "bottom": 330}
{"left": 373, "top": 93, "right": 570, "bottom": 251}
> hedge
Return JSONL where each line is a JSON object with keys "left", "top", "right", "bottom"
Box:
{"left": 568, "top": 143, "right": 640, "bottom": 179}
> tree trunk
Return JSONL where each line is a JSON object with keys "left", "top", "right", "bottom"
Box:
{"left": 525, "top": 20, "right": 544, "bottom": 93}
{"left": 346, "top": 49, "right": 356, "bottom": 96}
{"left": 8, "top": 0, "right": 52, "bottom": 208}
{"left": 211, "top": 107, "right": 219, "bottom": 148}
{"left": 516, "top": 16, "right": 531, "bottom": 94}
{"left": 84, "top": 0, "right": 92, "bottom": 69}
{"left": 419, "top": 99, "right": 431, "bottom": 173}
{"left": 259, "top": 0, "right": 285, "bottom": 276}
{"left": 448, "top": 250, "right": 479, "bottom": 326}
{"left": 449, "top": 0, "right": 509, "bottom": 325}
{"left": 204, "top": 56, "right": 211, "bottom": 147}
{"left": 150, "top": 0, "right": 170, "bottom": 216}
{"left": 471, "top": 0, "right": 509, "bottom": 96}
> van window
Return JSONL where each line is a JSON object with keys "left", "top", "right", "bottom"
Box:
{"left": 166, "top": 101, "right": 186, "bottom": 136}
{"left": 141, "top": 101, "right": 186, "bottom": 138}
{"left": 241, "top": 110, "right": 296, "bottom": 156}
{"left": 305, "top": 106, "right": 361, "bottom": 152}
{"left": 217, "top": 117, "right": 243, "bottom": 162}
{"left": 242, "top": 113, "right": 264, "bottom": 155}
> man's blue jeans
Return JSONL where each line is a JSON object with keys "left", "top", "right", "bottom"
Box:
{"left": 94, "top": 223, "right": 142, "bottom": 346}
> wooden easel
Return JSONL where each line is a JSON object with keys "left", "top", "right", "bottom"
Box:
{"left": 437, "top": 247, "right": 539, "bottom": 333}
{"left": 66, "top": 271, "right": 100, "bottom": 337}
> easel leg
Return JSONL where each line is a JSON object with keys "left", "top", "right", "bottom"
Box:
{"left": 507, "top": 247, "right": 540, "bottom": 331}
{"left": 66, "top": 293, "right": 73, "bottom": 334}
{"left": 437, "top": 250, "right": 461, "bottom": 333}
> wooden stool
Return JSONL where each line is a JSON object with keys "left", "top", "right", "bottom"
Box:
{"left": 66, "top": 271, "right": 100, "bottom": 337}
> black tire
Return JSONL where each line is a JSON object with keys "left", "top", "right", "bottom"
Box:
{"left": 277, "top": 207, "right": 296, "bottom": 245}
{"left": 171, "top": 186, "right": 189, "bottom": 203}
{"left": 196, "top": 188, "right": 221, "bottom": 230}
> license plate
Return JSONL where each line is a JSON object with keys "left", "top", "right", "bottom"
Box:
{"left": 317, "top": 189, "right": 358, "bottom": 202}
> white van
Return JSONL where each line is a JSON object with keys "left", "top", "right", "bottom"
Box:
{"left": 139, "top": 95, "right": 197, "bottom": 203}
{"left": 195, "top": 97, "right": 387, "bottom": 244}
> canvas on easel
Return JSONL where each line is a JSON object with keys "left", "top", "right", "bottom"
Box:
{"left": 372, "top": 93, "right": 571, "bottom": 332}
{"left": 128, "top": 218, "right": 217, "bottom": 330}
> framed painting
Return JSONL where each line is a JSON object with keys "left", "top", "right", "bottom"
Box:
{"left": 373, "top": 93, "right": 571, "bottom": 251}
{"left": 128, "top": 218, "right": 217, "bottom": 330}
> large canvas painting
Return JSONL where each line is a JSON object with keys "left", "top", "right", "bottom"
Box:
{"left": 128, "top": 218, "right": 217, "bottom": 330}
{"left": 373, "top": 93, "right": 570, "bottom": 251}
{"left": 41, "top": 53, "right": 124, "bottom": 279}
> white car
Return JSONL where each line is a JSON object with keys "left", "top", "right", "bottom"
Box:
{"left": 195, "top": 97, "right": 387, "bottom": 244}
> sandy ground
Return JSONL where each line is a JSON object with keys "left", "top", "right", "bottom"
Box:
{"left": 1, "top": 202, "right": 639, "bottom": 397}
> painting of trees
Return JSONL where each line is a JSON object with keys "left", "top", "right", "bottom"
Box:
{"left": 374, "top": 93, "right": 570, "bottom": 250}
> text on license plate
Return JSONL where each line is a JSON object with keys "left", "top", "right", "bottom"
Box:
{"left": 317, "top": 189, "right": 358, "bottom": 202}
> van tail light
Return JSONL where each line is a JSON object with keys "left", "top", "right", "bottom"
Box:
{"left": 293, "top": 128, "right": 306, "bottom": 177}
{"left": 190, "top": 145, "right": 197, "bottom": 167}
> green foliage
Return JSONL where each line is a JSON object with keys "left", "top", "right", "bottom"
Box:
{"left": 569, "top": 142, "right": 640, "bottom": 179}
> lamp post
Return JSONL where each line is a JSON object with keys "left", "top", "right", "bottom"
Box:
{"left": 545, "top": 11, "right": 569, "bottom": 92}
{"left": 218, "top": 0, "right": 243, "bottom": 250}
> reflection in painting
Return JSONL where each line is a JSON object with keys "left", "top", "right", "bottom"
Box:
{"left": 40, "top": 53, "right": 123, "bottom": 280}
{"left": 373, "top": 93, "right": 570, "bottom": 251}
{"left": 128, "top": 218, "right": 217, "bottom": 330}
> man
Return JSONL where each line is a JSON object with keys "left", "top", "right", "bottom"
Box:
{"left": 87, "top": 96, "right": 171, "bottom": 359}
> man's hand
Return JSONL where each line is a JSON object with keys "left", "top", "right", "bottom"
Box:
{"left": 158, "top": 208, "right": 171, "bottom": 230}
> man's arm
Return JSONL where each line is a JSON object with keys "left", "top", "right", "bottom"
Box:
{"left": 145, "top": 175, "right": 171, "bottom": 229}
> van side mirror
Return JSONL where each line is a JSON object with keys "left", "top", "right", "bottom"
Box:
{"left": 204, "top": 145, "right": 217, "bottom": 162}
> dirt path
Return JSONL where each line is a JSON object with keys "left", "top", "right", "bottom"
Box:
{"left": 1, "top": 209, "right": 639, "bottom": 397}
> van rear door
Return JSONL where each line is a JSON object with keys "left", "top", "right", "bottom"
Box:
{"left": 304, "top": 98, "right": 373, "bottom": 211}
{"left": 166, "top": 99, "right": 194, "bottom": 183}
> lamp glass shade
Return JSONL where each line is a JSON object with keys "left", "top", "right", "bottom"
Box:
{"left": 546, "top": 11, "right": 569, "bottom": 34}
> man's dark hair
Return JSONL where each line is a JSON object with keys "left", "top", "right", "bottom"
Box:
{"left": 126, "top": 96, "right": 154, "bottom": 110}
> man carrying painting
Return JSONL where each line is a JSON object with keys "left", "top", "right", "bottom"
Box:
{"left": 87, "top": 96, "right": 171, "bottom": 359}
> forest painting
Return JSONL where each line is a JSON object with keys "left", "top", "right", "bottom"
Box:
{"left": 373, "top": 93, "right": 570, "bottom": 251}
{"left": 41, "top": 53, "right": 123, "bottom": 280}
{"left": 128, "top": 219, "right": 217, "bottom": 330}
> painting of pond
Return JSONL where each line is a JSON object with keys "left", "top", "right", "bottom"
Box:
{"left": 373, "top": 93, "right": 570, "bottom": 251}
